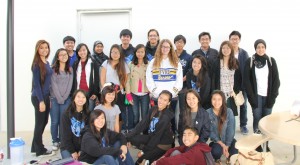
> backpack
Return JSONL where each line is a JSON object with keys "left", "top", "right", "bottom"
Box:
{"left": 250, "top": 55, "right": 272, "bottom": 68}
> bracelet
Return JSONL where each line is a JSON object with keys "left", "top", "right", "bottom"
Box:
{"left": 152, "top": 87, "right": 157, "bottom": 93}
{"left": 173, "top": 87, "right": 178, "bottom": 94}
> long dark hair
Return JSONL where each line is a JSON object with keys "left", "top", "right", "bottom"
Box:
{"left": 150, "top": 90, "right": 172, "bottom": 119}
{"left": 89, "top": 109, "right": 109, "bottom": 144}
{"left": 211, "top": 90, "right": 227, "bottom": 135}
{"left": 218, "top": 41, "right": 238, "bottom": 70}
{"left": 183, "top": 89, "right": 201, "bottom": 127}
{"left": 191, "top": 54, "right": 208, "bottom": 88}
{"left": 31, "top": 40, "right": 50, "bottom": 87}
{"left": 52, "top": 48, "right": 71, "bottom": 74}
{"left": 76, "top": 43, "right": 91, "bottom": 63}
{"left": 65, "top": 89, "right": 90, "bottom": 121}
{"left": 108, "top": 44, "right": 127, "bottom": 87}
{"left": 132, "top": 44, "right": 148, "bottom": 65}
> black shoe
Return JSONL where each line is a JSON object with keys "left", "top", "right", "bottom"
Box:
{"left": 36, "top": 149, "right": 55, "bottom": 158}
{"left": 255, "top": 145, "right": 263, "bottom": 152}
{"left": 266, "top": 146, "right": 271, "bottom": 152}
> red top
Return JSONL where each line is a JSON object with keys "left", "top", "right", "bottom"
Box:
{"left": 79, "top": 61, "right": 89, "bottom": 92}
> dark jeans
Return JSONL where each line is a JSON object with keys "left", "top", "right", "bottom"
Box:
{"left": 209, "top": 139, "right": 238, "bottom": 160}
{"left": 178, "top": 92, "right": 186, "bottom": 130}
{"left": 50, "top": 97, "right": 71, "bottom": 143}
{"left": 252, "top": 95, "right": 272, "bottom": 132}
{"left": 31, "top": 95, "right": 50, "bottom": 155}
{"left": 132, "top": 93, "right": 150, "bottom": 126}
{"left": 113, "top": 141, "right": 135, "bottom": 165}
{"left": 121, "top": 105, "right": 134, "bottom": 130}
{"left": 239, "top": 91, "right": 248, "bottom": 127}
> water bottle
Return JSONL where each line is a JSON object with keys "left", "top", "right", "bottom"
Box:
{"left": 9, "top": 138, "right": 25, "bottom": 165}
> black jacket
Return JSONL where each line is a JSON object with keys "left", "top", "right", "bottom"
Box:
{"left": 178, "top": 107, "right": 211, "bottom": 145}
{"left": 192, "top": 47, "right": 219, "bottom": 78}
{"left": 126, "top": 106, "right": 174, "bottom": 151}
{"left": 60, "top": 111, "right": 89, "bottom": 154}
{"left": 79, "top": 127, "right": 126, "bottom": 164}
{"left": 186, "top": 70, "right": 211, "bottom": 109}
{"left": 244, "top": 55, "right": 280, "bottom": 109}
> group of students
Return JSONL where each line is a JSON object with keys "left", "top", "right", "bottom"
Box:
{"left": 30, "top": 28, "right": 280, "bottom": 164}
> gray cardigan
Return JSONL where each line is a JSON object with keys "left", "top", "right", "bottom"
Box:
{"left": 50, "top": 68, "right": 73, "bottom": 104}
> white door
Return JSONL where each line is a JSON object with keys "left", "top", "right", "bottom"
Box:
{"left": 77, "top": 9, "right": 131, "bottom": 55}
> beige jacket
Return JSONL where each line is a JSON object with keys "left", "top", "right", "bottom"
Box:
{"left": 126, "top": 63, "right": 149, "bottom": 94}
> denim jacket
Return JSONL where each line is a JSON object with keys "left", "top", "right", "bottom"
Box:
{"left": 207, "top": 108, "right": 235, "bottom": 146}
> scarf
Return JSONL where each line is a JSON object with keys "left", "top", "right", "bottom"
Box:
{"left": 253, "top": 53, "right": 268, "bottom": 68}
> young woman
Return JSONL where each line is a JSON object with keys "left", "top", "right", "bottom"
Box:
{"left": 94, "top": 83, "right": 121, "bottom": 132}
{"left": 60, "top": 89, "right": 90, "bottom": 160}
{"left": 50, "top": 48, "right": 73, "bottom": 151}
{"left": 72, "top": 43, "right": 98, "bottom": 111}
{"left": 177, "top": 89, "right": 210, "bottom": 145}
{"left": 100, "top": 44, "right": 130, "bottom": 130}
{"left": 211, "top": 41, "right": 242, "bottom": 116}
{"left": 79, "top": 110, "right": 134, "bottom": 165}
{"left": 126, "top": 90, "right": 174, "bottom": 164}
{"left": 186, "top": 54, "right": 211, "bottom": 109}
{"left": 125, "top": 44, "right": 150, "bottom": 126}
{"left": 146, "top": 39, "right": 183, "bottom": 133}
{"left": 244, "top": 39, "right": 280, "bottom": 134}
{"left": 31, "top": 40, "right": 54, "bottom": 157}
{"left": 207, "top": 90, "right": 238, "bottom": 164}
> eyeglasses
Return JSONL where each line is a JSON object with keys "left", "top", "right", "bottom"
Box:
{"left": 161, "top": 46, "right": 171, "bottom": 49}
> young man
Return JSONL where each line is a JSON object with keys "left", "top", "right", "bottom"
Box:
{"left": 146, "top": 29, "right": 160, "bottom": 61}
{"left": 119, "top": 29, "right": 135, "bottom": 64}
{"left": 152, "top": 127, "right": 211, "bottom": 165}
{"left": 119, "top": 29, "right": 135, "bottom": 131}
{"left": 229, "top": 30, "right": 249, "bottom": 135}
{"left": 174, "top": 34, "right": 192, "bottom": 133}
{"left": 192, "top": 32, "right": 218, "bottom": 78}
{"left": 63, "top": 36, "right": 77, "bottom": 67}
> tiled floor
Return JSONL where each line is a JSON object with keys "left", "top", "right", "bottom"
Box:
{"left": 1, "top": 109, "right": 300, "bottom": 164}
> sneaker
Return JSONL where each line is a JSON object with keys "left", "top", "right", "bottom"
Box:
{"left": 254, "top": 129, "right": 261, "bottom": 134}
{"left": 37, "top": 149, "right": 55, "bottom": 158}
{"left": 52, "top": 142, "right": 60, "bottom": 151}
{"left": 240, "top": 126, "right": 249, "bottom": 135}
{"left": 215, "top": 159, "right": 222, "bottom": 165}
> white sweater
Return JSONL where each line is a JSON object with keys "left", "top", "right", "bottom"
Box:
{"left": 146, "top": 58, "right": 183, "bottom": 98}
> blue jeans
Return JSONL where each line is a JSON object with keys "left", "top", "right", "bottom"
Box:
{"left": 113, "top": 141, "right": 135, "bottom": 165}
{"left": 239, "top": 91, "right": 248, "bottom": 127}
{"left": 252, "top": 95, "right": 272, "bottom": 132}
{"left": 209, "top": 139, "right": 238, "bottom": 160}
{"left": 89, "top": 98, "right": 96, "bottom": 111}
{"left": 94, "top": 155, "right": 119, "bottom": 165}
{"left": 61, "top": 150, "right": 72, "bottom": 159}
{"left": 50, "top": 97, "right": 71, "bottom": 143}
{"left": 121, "top": 105, "right": 134, "bottom": 130}
{"left": 132, "top": 93, "right": 150, "bottom": 126}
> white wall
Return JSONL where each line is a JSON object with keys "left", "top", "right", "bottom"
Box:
{"left": 1, "top": 0, "right": 300, "bottom": 131}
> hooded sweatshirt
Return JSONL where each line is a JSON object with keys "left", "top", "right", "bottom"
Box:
{"left": 156, "top": 142, "right": 211, "bottom": 165}
{"left": 79, "top": 127, "right": 126, "bottom": 164}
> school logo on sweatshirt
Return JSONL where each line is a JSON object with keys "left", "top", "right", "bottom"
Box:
{"left": 152, "top": 68, "right": 177, "bottom": 82}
